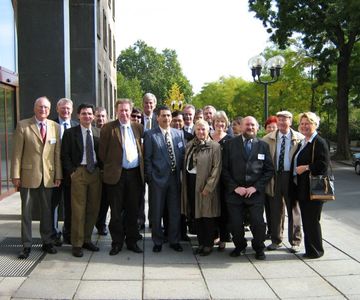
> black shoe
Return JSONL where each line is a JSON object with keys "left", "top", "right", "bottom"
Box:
{"left": 83, "top": 242, "right": 99, "bottom": 252}
{"left": 193, "top": 246, "right": 204, "bottom": 255}
{"left": 152, "top": 244, "right": 162, "bottom": 253}
{"left": 255, "top": 250, "right": 266, "bottom": 260}
{"left": 127, "top": 243, "right": 143, "bottom": 253}
{"left": 170, "top": 243, "right": 183, "bottom": 252}
{"left": 53, "top": 232, "right": 62, "bottom": 246}
{"left": 181, "top": 234, "right": 190, "bottom": 242}
{"left": 230, "top": 247, "right": 246, "bottom": 257}
{"left": 200, "top": 246, "right": 212, "bottom": 256}
{"left": 18, "top": 247, "right": 31, "bottom": 259}
{"left": 97, "top": 227, "right": 108, "bottom": 236}
{"left": 109, "top": 245, "right": 122, "bottom": 255}
{"left": 72, "top": 247, "right": 83, "bottom": 257}
{"left": 42, "top": 243, "right": 57, "bottom": 254}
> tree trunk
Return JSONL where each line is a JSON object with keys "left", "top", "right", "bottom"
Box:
{"left": 335, "top": 48, "right": 351, "bottom": 160}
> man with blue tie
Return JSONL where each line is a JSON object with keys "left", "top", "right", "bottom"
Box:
{"left": 61, "top": 103, "right": 101, "bottom": 257}
{"left": 222, "top": 116, "right": 274, "bottom": 260}
{"left": 144, "top": 105, "right": 185, "bottom": 253}
{"left": 99, "top": 99, "right": 144, "bottom": 255}
{"left": 52, "top": 98, "right": 78, "bottom": 246}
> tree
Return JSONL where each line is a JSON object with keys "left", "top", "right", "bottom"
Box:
{"left": 117, "top": 40, "right": 193, "bottom": 104}
{"left": 249, "top": 0, "right": 360, "bottom": 159}
{"left": 116, "top": 72, "right": 143, "bottom": 108}
{"left": 164, "top": 83, "right": 185, "bottom": 111}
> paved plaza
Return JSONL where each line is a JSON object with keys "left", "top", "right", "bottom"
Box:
{"left": 0, "top": 191, "right": 360, "bottom": 299}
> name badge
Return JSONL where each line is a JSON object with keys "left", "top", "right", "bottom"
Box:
{"left": 178, "top": 141, "right": 184, "bottom": 148}
{"left": 49, "top": 138, "right": 57, "bottom": 144}
{"left": 258, "top": 154, "right": 265, "bottom": 160}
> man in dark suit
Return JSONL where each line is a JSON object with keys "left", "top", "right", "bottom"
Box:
{"left": 61, "top": 103, "right": 101, "bottom": 257}
{"left": 144, "top": 105, "right": 185, "bottom": 253}
{"left": 52, "top": 98, "right": 78, "bottom": 246}
{"left": 141, "top": 92, "right": 158, "bottom": 131}
{"left": 99, "top": 99, "right": 144, "bottom": 255}
{"left": 182, "top": 104, "right": 195, "bottom": 135}
{"left": 94, "top": 107, "right": 110, "bottom": 236}
{"left": 222, "top": 116, "right": 274, "bottom": 260}
{"left": 11, "top": 96, "right": 62, "bottom": 259}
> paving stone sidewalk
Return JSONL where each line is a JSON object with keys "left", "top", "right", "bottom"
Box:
{"left": 0, "top": 192, "right": 359, "bottom": 299}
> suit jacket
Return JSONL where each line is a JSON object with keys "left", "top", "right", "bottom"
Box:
{"left": 222, "top": 135, "right": 274, "bottom": 201}
{"left": 61, "top": 125, "right": 101, "bottom": 176}
{"left": 99, "top": 120, "right": 144, "bottom": 185}
{"left": 54, "top": 117, "right": 78, "bottom": 127}
{"left": 11, "top": 117, "right": 62, "bottom": 188}
{"left": 141, "top": 112, "right": 158, "bottom": 130}
{"left": 290, "top": 134, "right": 330, "bottom": 201}
{"left": 182, "top": 128, "right": 194, "bottom": 143}
{"left": 262, "top": 128, "right": 304, "bottom": 196}
{"left": 144, "top": 127, "right": 185, "bottom": 188}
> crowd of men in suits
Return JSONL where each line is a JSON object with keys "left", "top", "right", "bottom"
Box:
{"left": 11, "top": 93, "right": 307, "bottom": 261}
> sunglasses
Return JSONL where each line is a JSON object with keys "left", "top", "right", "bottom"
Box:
{"left": 131, "top": 114, "right": 142, "bottom": 119}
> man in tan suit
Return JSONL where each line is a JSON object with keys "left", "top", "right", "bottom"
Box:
{"left": 262, "top": 111, "right": 304, "bottom": 253}
{"left": 99, "top": 99, "right": 144, "bottom": 255}
{"left": 11, "top": 96, "right": 62, "bottom": 259}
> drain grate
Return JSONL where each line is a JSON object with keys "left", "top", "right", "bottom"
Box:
{"left": 0, "top": 237, "right": 45, "bottom": 277}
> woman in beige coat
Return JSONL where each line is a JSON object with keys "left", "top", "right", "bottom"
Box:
{"left": 181, "top": 119, "right": 222, "bottom": 256}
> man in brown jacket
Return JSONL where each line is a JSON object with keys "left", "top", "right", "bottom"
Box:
{"left": 11, "top": 96, "right": 62, "bottom": 259}
{"left": 99, "top": 99, "right": 144, "bottom": 255}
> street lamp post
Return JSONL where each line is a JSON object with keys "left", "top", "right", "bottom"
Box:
{"left": 248, "top": 55, "right": 285, "bottom": 124}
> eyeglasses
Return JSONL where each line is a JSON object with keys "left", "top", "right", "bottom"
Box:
{"left": 131, "top": 115, "right": 142, "bottom": 119}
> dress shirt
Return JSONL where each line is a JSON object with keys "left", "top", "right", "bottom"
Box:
{"left": 58, "top": 117, "right": 71, "bottom": 139}
{"left": 35, "top": 118, "right": 47, "bottom": 135}
{"left": 276, "top": 131, "right": 291, "bottom": 171}
{"left": 120, "top": 122, "right": 139, "bottom": 169}
{"left": 80, "top": 125, "right": 97, "bottom": 165}
{"left": 144, "top": 115, "right": 152, "bottom": 131}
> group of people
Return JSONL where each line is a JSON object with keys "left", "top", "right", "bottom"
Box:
{"left": 10, "top": 92, "right": 330, "bottom": 261}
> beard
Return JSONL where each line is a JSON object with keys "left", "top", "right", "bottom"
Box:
{"left": 243, "top": 130, "right": 256, "bottom": 139}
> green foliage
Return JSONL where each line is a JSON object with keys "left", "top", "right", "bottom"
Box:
{"left": 117, "top": 40, "right": 193, "bottom": 104}
{"left": 249, "top": 0, "right": 360, "bottom": 159}
{"left": 116, "top": 72, "right": 143, "bottom": 108}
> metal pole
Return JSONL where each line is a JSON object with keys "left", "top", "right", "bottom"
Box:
{"left": 264, "top": 82, "right": 268, "bottom": 124}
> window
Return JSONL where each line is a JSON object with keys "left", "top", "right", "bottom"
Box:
{"left": 112, "top": 0, "right": 115, "bottom": 20}
{"left": 103, "top": 10, "right": 107, "bottom": 51}
{"left": 98, "top": 68, "right": 102, "bottom": 105}
{"left": 104, "top": 74, "right": 108, "bottom": 108}
{"left": 113, "top": 39, "right": 116, "bottom": 68}
{"left": 108, "top": 26, "right": 112, "bottom": 60}
{"left": 96, "top": 0, "right": 101, "bottom": 39}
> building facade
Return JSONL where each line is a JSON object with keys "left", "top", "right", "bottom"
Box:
{"left": 0, "top": 0, "right": 117, "bottom": 198}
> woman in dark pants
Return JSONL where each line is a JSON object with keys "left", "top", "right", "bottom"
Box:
{"left": 291, "top": 112, "right": 330, "bottom": 259}
{"left": 181, "top": 119, "right": 222, "bottom": 256}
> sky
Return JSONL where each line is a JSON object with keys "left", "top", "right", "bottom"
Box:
{"left": 115, "top": 0, "right": 271, "bottom": 94}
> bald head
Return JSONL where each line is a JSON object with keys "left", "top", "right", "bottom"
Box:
{"left": 242, "top": 116, "right": 259, "bottom": 139}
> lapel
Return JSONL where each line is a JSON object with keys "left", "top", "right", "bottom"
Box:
{"left": 155, "top": 127, "right": 169, "bottom": 160}
{"left": 74, "top": 125, "right": 84, "bottom": 153}
{"left": 249, "top": 138, "right": 260, "bottom": 159}
{"left": 30, "top": 117, "right": 44, "bottom": 143}
{"left": 113, "top": 120, "right": 123, "bottom": 145}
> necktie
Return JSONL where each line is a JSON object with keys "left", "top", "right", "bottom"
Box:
{"left": 122, "top": 125, "right": 137, "bottom": 162}
{"left": 39, "top": 122, "right": 46, "bottom": 143}
{"left": 146, "top": 117, "right": 151, "bottom": 130}
{"left": 165, "top": 131, "right": 176, "bottom": 171}
{"left": 86, "top": 129, "right": 95, "bottom": 173}
{"left": 278, "top": 135, "right": 286, "bottom": 172}
{"left": 244, "top": 139, "right": 252, "bottom": 156}
{"left": 61, "top": 122, "right": 68, "bottom": 139}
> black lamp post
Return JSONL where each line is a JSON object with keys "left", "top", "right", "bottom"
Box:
{"left": 248, "top": 55, "right": 285, "bottom": 124}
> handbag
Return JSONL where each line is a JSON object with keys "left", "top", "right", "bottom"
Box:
{"left": 309, "top": 140, "right": 335, "bottom": 201}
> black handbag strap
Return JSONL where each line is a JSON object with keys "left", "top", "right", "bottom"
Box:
{"left": 311, "top": 138, "right": 333, "bottom": 176}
